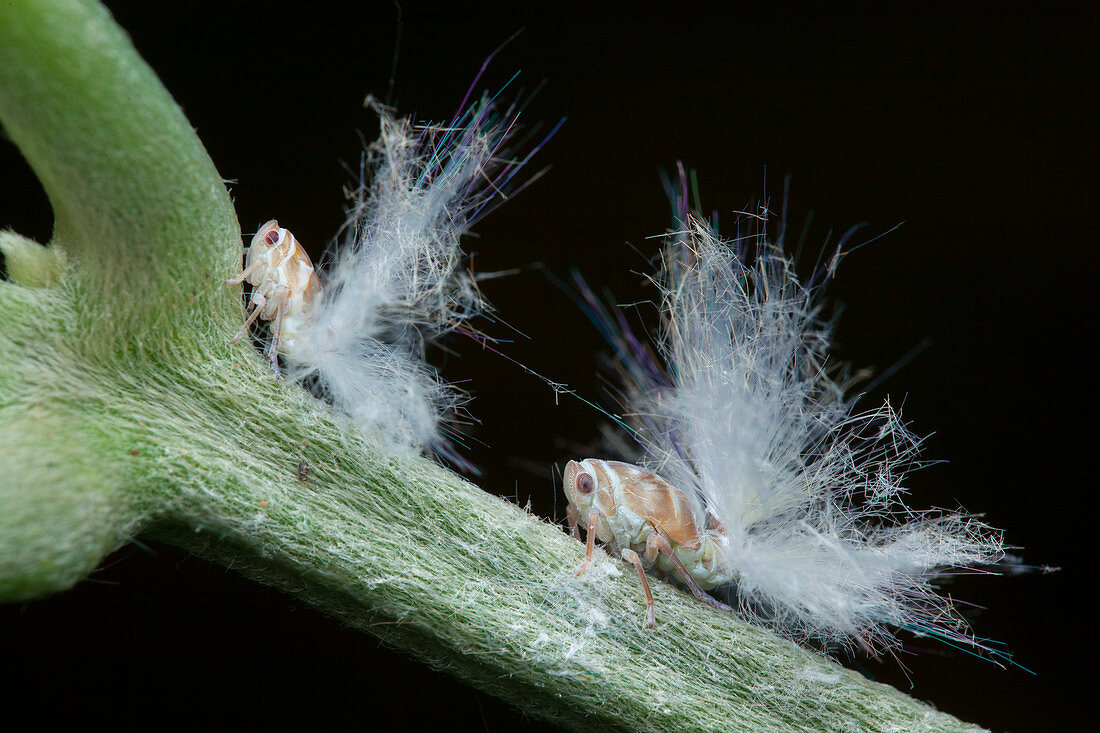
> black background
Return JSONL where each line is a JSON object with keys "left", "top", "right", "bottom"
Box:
{"left": 1, "top": 2, "right": 1093, "bottom": 730}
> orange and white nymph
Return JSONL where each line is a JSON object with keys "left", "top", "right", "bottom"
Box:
{"left": 565, "top": 458, "right": 733, "bottom": 627}
{"left": 226, "top": 219, "right": 321, "bottom": 378}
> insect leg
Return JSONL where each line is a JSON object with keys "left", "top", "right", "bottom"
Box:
{"left": 573, "top": 509, "right": 599, "bottom": 577}
{"left": 566, "top": 504, "right": 581, "bottom": 540}
{"left": 266, "top": 287, "right": 291, "bottom": 379}
{"left": 224, "top": 255, "right": 266, "bottom": 285}
{"left": 620, "top": 548, "right": 656, "bottom": 628}
{"left": 636, "top": 539, "right": 669, "bottom": 580}
{"left": 650, "top": 531, "right": 733, "bottom": 613}
{"left": 229, "top": 292, "right": 267, "bottom": 344}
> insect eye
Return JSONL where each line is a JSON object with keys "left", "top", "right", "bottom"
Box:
{"left": 265, "top": 230, "right": 280, "bottom": 245}
{"left": 576, "top": 472, "right": 595, "bottom": 495}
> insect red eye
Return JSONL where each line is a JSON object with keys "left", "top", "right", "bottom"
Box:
{"left": 576, "top": 472, "right": 595, "bottom": 495}
{"left": 265, "top": 230, "right": 280, "bottom": 245}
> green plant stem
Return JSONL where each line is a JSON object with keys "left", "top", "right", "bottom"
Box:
{"left": 0, "top": 2, "right": 984, "bottom": 730}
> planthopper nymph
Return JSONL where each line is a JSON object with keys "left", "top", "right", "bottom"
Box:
{"left": 564, "top": 458, "right": 733, "bottom": 628}
{"left": 557, "top": 202, "right": 1013, "bottom": 664}
{"left": 226, "top": 219, "right": 321, "bottom": 377}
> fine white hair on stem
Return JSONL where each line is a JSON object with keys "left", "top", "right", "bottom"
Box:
{"left": 604, "top": 188, "right": 1011, "bottom": 662}
{"left": 288, "top": 89, "right": 547, "bottom": 468}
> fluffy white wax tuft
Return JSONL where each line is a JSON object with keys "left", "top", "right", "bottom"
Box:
{"left": 609, "top": 202, "right": 1008, "bottom": 660}
{"left": 288, "top": 93, "right": 538, "bottom": 466}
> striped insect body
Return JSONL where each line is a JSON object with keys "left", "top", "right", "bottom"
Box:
{"left": 226, "top": 219, "right": 321, "bottom": 377}
{"left": 565, "top": 458, "right": 733, "bottom": 627}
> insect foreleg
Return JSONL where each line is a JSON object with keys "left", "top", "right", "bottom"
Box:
{"left": 224, "top": 256, "right": 265, "bottom": 286}
{"left": 229, "top": 292, "right": 268, "bottom": 345}
{"left": 566, "top": 504, "right": 581, "bottom": 540}
{"left": 573, "top": 509, "right": 599, "bottom": 577}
